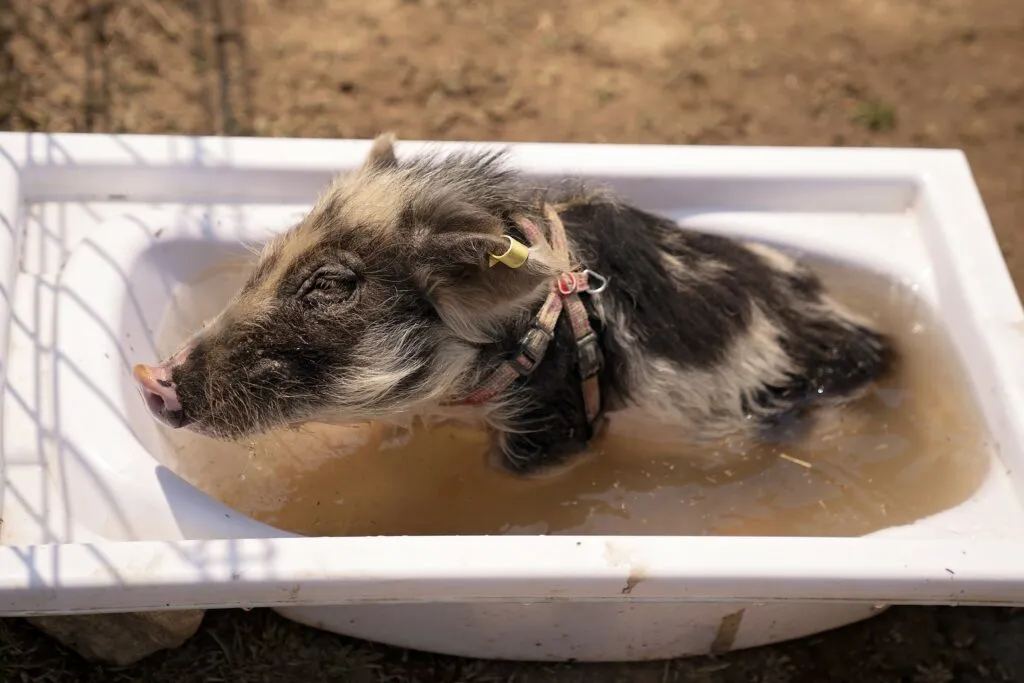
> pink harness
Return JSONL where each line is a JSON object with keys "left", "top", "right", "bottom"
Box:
{"left": 451, "top": 205, "right": 607, "bottom": 429}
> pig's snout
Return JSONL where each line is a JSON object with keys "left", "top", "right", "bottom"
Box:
{"left": 132, "top": 361, "right": 189, "bottom": 429}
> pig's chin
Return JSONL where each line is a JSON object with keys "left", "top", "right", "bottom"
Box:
{"left": 186, "top": 423, "right": 272, "bottom": 443}
{"left": 162, "top": 418, "right": 237, "bottom": 441}
{"left": 167, "top": 410, "right": 269, "bottom": 442}
{"left": 168, "top": 399, "right": 369, "bottom": 441}
{"left": 185, "top": 409, "right": 323, "bottom": 442}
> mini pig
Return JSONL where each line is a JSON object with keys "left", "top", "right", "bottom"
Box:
{"left": 134, "top": 133, "right": 894, "bottom": 476}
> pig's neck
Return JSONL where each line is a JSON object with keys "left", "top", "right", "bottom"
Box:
{"left": 443, "top": 200, "right": 616, "bottom": 432}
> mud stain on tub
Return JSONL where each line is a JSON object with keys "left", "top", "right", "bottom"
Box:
{"left": 604, "top": 542, "right": 647, "bottom": 595}
{"left": 621, "top": 571, "right": 645, "bottom": 595}
{"left": 709, "top": 609, "right": 745, "bottom": 654}
{"left": 150, "top": 256, "right": 993, "bottom": 539}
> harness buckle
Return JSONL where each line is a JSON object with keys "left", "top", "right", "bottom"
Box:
{"left": 575, "top": 330, "right": 604, "bottom": 381}
{"left": 514, "top": 325, "right": 554, "bottom": 376}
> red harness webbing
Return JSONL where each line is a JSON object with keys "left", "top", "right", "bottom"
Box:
{"left": 452, "top": 205, "right": 606, "bottom": 429}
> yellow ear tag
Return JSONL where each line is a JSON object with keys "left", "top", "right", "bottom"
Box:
{"left": 487, "top": 235, "right": 530, "bottom": 269}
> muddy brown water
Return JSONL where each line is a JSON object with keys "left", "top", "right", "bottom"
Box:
{"left": 152, "top": 252, "right": 991, "bottom": 538}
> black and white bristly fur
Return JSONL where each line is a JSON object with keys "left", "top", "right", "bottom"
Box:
{"left": 134, "top": 133, "right": 895, "bottom": 478}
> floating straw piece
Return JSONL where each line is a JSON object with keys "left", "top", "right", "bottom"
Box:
{"left": 779, "top": 453, "right": 812, "bottom": 469}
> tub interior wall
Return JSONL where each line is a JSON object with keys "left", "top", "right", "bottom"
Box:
{"left": 909, "top": 187, "right": 1024, "bottom": 491}
{"left": 117, "top": 237, "right": 263, "bottom": 459}
{"left": 18, "top": 160, "right": 918, "bottom": 214}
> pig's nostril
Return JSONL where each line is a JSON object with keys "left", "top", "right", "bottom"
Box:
{"left": 133, "top": 363, "right": 187, "bottom": 427}
{"left": 142, "top": 386, "right": 168, "bottom": 414}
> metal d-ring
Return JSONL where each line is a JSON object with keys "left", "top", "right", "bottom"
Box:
{"left": 583, "top": 269, "right": 609, "bottom": 294}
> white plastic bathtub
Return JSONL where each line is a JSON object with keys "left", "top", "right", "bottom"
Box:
{"left": 2, "top": 133, "right": 1024, "bottom": 661}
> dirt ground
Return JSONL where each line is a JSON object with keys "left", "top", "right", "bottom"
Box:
{"left": 2, "top": 0, "right": 1024, "bottom": 681}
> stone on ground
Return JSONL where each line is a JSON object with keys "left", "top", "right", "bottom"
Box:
{"left": 28, "top": 609, "right": 206, "bottom": 666}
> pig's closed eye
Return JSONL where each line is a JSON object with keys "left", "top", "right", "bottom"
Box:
{"left": 298, "top": 265, "right": 358, "bottom": 306}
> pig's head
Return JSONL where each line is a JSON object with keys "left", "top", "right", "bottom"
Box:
{"left": 133, "top": 134, "right": 566, "bottom": 440}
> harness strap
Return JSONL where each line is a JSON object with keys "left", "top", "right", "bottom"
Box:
{"left": 453, "top": 205, "right": 606, "bottom": 430}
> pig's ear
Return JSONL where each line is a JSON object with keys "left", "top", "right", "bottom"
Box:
{"left": 416, "top": 226, "right": 565, "bottom": 343}
{"left": 361, "top": 132, "right": 399, "bottom": 172}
